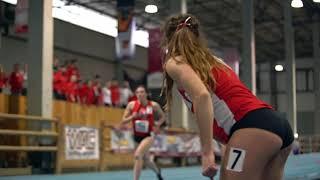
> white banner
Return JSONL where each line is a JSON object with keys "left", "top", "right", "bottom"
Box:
{"left": 110, "top": 129, "right": 216, "bottom": 157}
{"left": 15, "top": 0, "right": 28, "bottom": 33}
{"left": 111, "top": 129, "right": 135, "bottom": 152}
{"left": 65, "top": 126, "right": 99, "bottom": 160}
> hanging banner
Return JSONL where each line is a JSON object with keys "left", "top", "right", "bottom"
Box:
{"left": 65, "top": 126, "right": 100, "bottom": 160}
{"left": 111, "top": 129, "right": 135, "bottom": 152}
{"left": 147, "top": 28, "right": 163, "bottom": 89}
{"left": 15, "top": 0, "right": 28, "bottom": 33}
{"left": 110, "top": 129, "right": 210, "bottom": 157}
{"left": 115, "top": 0, "right": 136, "bottom": 60}
{"left": 148, "top": 28, "right": 163, "bottom": 73}
{"left": 222, "top": 48, "right": 240, "bottom": 75}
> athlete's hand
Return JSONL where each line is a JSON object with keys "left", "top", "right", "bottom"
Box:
{"left": 131, "top": 112, "right": 139, "bottom": 119}
{"left": 201, "top": 151, "right": 218, "bottom": 179}
{"left": 153, "top": 125, "right": 161, "bottom": 134}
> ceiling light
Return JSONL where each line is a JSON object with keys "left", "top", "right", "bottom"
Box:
{"left": 275, "top": 65, "right": 284, "bottom": 72}
{"left": 291, "top": 0, "right": 303, "bottom": 8}
{"left": 145, "top": 4, "right": 158, "bottom": 13}
{"left": 294, "top": 133, "right": 299, "bottom": 139}
{"left": 313, "top": 0, "right": 320, "bottom": 3}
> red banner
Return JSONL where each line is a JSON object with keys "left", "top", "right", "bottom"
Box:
{"left": 148, "top": 28, "right": 163, "bottom": 73}
{"left": 15, "top": 0, "right": 28, "bottom": 33}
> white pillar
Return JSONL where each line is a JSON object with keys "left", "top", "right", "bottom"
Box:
{"left": 27, "top": 0, "right": 53, "bottom": 118}
{"left": 169, "top": 0, "right": 189, "bottom": 129}
{"left": 241, "top": 0, "right": 256, "bottom": 94}
{"left": 313, "top": 14, "right": 320, "bottom": 134}
{"left": 283, "top": 0, "right": 297, "bottom": 135}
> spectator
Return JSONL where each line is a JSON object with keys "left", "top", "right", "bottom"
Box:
{"left": 66, "top": 59, "right": 80, "bottom": 82}
{"left": 78, "top": 80, "right": 89, "bottom": 104}
{"left": 92, "top": 80, "right": 103, "bottom": 106}
{"left": 9, "top": 63, "right": 24, "bottom": 95}
{"left": 0, "top": 65, "right": 8, "bottom": 93}
{"left": 65, "top": 75, "right": 79, "bottom": 103}
{"left": 21, "top": 64, "right": 28, "bottom": 96}
{"left": 53, "top": 65, "right": 68, "bottom": 100}
{"left": 53, "top": 56, "right": 59, "bottom": 72}
{"left": 110, "top": 79, "right": 120, "bottom": 107}
{"left": 86, "top": 80, "right": 96, "bottom": 105}
{"left": 102, "top": 81, "right": 111, "bottom": 107}
{"left": 120, "top": 81, "right": 133, "bottom": 108}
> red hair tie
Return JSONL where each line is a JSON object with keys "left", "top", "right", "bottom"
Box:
{"left": 176, "top": 17, "right": 192, "bottom": 31}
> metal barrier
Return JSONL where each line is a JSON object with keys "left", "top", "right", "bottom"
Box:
{"left": 298, "top": 135, "right": 320, "bottom": 153}
{"left": 0, "top": 112, "right": 59, "bottom": 175}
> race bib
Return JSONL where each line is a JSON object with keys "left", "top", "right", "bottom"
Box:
{"left": 135, "top": 120, "right": 149, "bottom": 133}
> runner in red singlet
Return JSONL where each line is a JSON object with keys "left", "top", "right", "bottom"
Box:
{"left": 117, "top": 85, "right": 165, "bottom": 180}
{"left": 161, "top": 14, "right": 293, "bottom": 180}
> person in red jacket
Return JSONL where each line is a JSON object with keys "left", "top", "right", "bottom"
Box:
{"left": 65, "top": 75, "right": 79, "bottom": 103}
{"left": 9, "top": 63, "right": 24, "bottom": 95}
{"left": 0, "top": 65, "right": 8, "bottom": 93}
{"left": 53, "top": 65, "right": 68, "bottom": 100}
{"left": 86, "top": 80, "right": 96, "bottom": 105}
{"left": 78, "top": 80, "right": 89, "bottom": 104}
{"left": 110, "top": 79, "right": 120, "bottom": 107}
{"left": 161, "top": 14, "right": 293, "bottom": 180}
{"left": 66, "top": 59, "right": 80, "bottom": 82}
{"left": 117, "top": 86, "right": 166, "bottom": 180}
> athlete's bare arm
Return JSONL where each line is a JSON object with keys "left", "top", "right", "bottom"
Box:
{"left": 119, "top": 101, "right": 136, "bottom": 127}
{"left": 152, "top": 101, "right": 166, "bottom": 128}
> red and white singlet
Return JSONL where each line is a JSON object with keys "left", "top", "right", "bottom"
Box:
{"left": 131, "top": 100, "right": 155, "bottom": 137}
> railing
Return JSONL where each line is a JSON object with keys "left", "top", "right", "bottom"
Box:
{"left": 0, "top": 112, "right": 59, "bottom": 175}
{"left": 298, "top": 135, "right": 320, "bottom": 153}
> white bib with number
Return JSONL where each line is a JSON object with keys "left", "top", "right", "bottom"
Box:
{"left": 135, "top": 120, "right": 149, "bottom": 133}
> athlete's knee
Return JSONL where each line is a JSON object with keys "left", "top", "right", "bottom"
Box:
{"left": 134, "top": 153, "right": 144, "bottom": 160}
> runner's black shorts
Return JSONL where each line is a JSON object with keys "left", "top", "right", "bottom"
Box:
{"left": 229, "top": 108, "right": 294, "bottom": 149}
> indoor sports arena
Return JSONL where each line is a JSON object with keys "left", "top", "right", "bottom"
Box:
{"left": 0, "top": 0, "right": 319, "bottom": 180}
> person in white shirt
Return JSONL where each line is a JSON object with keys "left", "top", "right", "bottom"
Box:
{"left": 102, "top": 81, "right": 112, "bottom": 107}
{"left": 120, "top": 81, "right": 133, "bottom": 108}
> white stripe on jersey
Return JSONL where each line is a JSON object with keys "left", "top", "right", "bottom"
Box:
{"left": 178, "top": 90, "right": 236, "bottom": 135}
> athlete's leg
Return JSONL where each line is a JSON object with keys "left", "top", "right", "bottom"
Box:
{"left": 220, "top": 128, "right": 282, "bottom": 180}
{"left": 133, "top": 137, "right": 154, "bottom": 180}
{"left": 262, "top": 145, "right": 292, "bottom": 180}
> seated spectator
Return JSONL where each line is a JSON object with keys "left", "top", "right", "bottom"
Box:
{"left": 65, "top": 75, "right": 79, "bottom": 103}
{"left": 120, "top": 81, "right": 133, "bottom": 108}
{"left": 0, "top": 65, "right": 8, "bottom": 93}
{"left": 110, "top": 79, "right": 120, "bottom": 107}
{"left": 102, "top": 81, "right": 111, "bottom": 107}
{"left": 66, "top": 59, "right": 80, "bottom": 82}
{"left": 9, "top": 63, "right": 24, "bottom": 95}
{"left": 53, "top": 65, "right": 68, "bottom": 100}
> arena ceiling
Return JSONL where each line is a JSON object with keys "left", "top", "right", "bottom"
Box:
{"left": 65, "top": 0, "right": 320, "bottom": 63}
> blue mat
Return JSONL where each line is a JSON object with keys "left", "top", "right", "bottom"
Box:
{"left": 1, "top": 153, "right": 319, "bottom": 180}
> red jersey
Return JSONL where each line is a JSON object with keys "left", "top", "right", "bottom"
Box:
{"left": 78, "top": 84, "right": 88, "bottom": 104}
{"left": 65, "top": 81, "right": 78, "bottom": 102}
{"left": 9, "top": 72, "right": 24, "bottom": 94}
{"left": 131, "top": 100, "right": 155, "bottom": 137}
{"left": 66, "top": 66, "right": 80, "bottom": 81}
{"left": 0, "top": 73, "right": 7, "bottom": 89}
{"left": 86, "top": 86, "right": 96, "bottom": 105}
{"left": 53, "top": 70, "right": 68, "bottom": 94}
{"left": 178, "top": 66, "right": 272, "bottom": 144}
{"left": 110, "top": 85, "right": 120, "bottom": 106}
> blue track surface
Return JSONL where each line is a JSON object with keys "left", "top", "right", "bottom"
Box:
{"left": 1, "top": 153, "right": 319, "bottom": 180}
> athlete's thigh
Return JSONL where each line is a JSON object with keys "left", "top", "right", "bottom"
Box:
{"left": 220, "top": 128, "right": 282, "bottom": 180}
{"left": 134, "top": 137, "right": 154, "bottom": 157}
{"left": 262, "top": 145, "right": 292, "bottom": 180}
